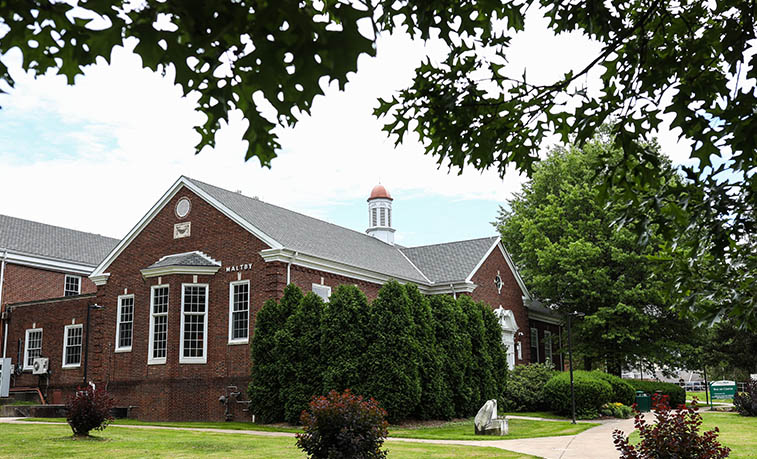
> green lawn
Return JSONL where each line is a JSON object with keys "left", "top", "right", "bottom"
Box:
{"left": 500, "top": 411, "right": 570, "bottom": 420}
{"left": 389, "top": 417, "right": 597, "bottom": 440}
{"left": 626, "top": 412, "right": 757, "bottom": 458}
{"left": 23, "top": 417, "right": 302, "bottom": 433}
{"left": 0, "top": 423, "right": 535, "bottom": 458}
{"left": 687, "top": 391, "right": 733, "bottom": 404}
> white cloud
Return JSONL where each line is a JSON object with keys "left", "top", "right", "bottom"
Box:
{"left": 0, "top": 10, "right": 705, "bottom": 240}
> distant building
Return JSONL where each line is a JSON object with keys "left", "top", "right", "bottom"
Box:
{"left": 0, "top": 176, "right": 561, "bottom": 420}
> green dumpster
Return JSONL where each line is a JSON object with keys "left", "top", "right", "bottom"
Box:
{"left": 635, "top": 391, "right": 651, "bottom": 412}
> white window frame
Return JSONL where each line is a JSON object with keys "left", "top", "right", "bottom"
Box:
{"left": 115, "top": 294, "right": 135, "bottom": 352}
{"left": 64, "top": 275, "right": 81, "bottom": 296}
{"left": 62, "top": 324, "right": 83, "bottom": 369}
{"left": 228, "top": 280, "right": 250, "bottom": 345}
{"left": 23, "top": 328, "right": 43, "bottom": 371}
{"left": 312, "top": 283, "right": 331, "bottom": 302}
{"left": 544, "top": 330, "right": 553, "bottom": 364}
{"left": 148, "top": 285, "right": 169, "bottom": 365}
{"left": 180, "top": 283, "right": 208, "bottom": 364}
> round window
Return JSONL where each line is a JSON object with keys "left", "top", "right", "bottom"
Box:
{"left": 175, "top": 198, "right": 191, "bottom": 218}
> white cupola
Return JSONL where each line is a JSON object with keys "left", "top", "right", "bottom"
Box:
{"left": 366, "top": 184, "right": 395, "bottom": 245}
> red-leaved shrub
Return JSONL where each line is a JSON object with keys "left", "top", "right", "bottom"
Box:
{"left": 296, "top": 389, "right": 389, "bottom": 458}
{"left": 65, "top": 385, "right": 115, "bottom": 437}
{"left": 613, "top": 394, "right": 730, "bottom": 458}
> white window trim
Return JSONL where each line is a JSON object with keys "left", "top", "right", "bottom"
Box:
{"left": 312, "top": 283, "right": 331, "bottom": 302}
{"left": 544, "top": 330, "right": 553, "bottom": 363}
{"left": 62, "top": 324, "right": 83, "bottom": 369}
{"left": 64, "top": 274, "right": 81, "bottom": 296}
{"left": 115, "top": 294, "right": 134, "bottom": 353}
{"left": 179, "top": 283, "right": 208, "bottom": 364}
{"left": 228, "top": 280, "right": 250, "bottom": 345}
{"left": 148, "top": 285, "right": 169, "bottom": 365}
{"left": 23, "top": 328, "right": 43, "bottom": 371}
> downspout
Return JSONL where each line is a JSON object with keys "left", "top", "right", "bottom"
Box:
{"left": 286, "top": 251, "right": 298, "bottom": 285}
{"left": 1, "top": 248, "right": 7, "bottom": 359}
{"left": 449, "top": 283, "right": 456, "bottom": 300}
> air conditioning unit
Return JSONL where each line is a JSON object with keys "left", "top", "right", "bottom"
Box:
{"left": 32, "top": 357, "right": 49, "bottom": 375}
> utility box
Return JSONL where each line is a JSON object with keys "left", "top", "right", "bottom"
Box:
{"left": 635, "top": 391, "right": 651, "bottom": 412}
{"left": 710, "top": 380, "right": 737, "bottom": 400}
{"left": 0, "top": 358, "right": 11, "bottom": 397}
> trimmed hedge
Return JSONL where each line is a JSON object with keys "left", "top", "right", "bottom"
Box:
{"left": 543, "top": 371, "right": 613, "bottom": 418}
{"left": 504, "top": 363, "right": 556, "bottom": 411}
{"left": 591, "top": 371, "right": 635, "bottom": 406}
{"left": 627, "top": 380, "right": 686, "bottom": 408}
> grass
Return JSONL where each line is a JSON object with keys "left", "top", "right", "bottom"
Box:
{"left": 687, "top": 391, "right": 733, "bottom": 404}
{"left": 625, "top": 412, "right": 757, "bottom": 458}
{"left": 389, "top": 417, "right": 597, "bottom": 440}
{"left": 0, "top": 423, "right": 536, "bottom": 458}
{"left": 500, "top": 411, "right": 570, "bottom": 420}
{"left": 23, "top": 418, "right": 302, "bottom": 433}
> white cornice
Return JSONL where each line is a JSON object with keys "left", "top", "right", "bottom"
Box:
{"left": 5, "top": 249, "right": 95, "bottom": 276}
{"left": 528, "top": 310, "right": 564, "bottom": 326}
{"left": 140, "top": 265, "right": 221, "bottom": 279}
{"left": 90, "top": 273, "right": 110, "bottom": 286}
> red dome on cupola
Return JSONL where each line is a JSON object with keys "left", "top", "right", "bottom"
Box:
{"left": 368, "top": 184, "right": 393, "bottom": 201}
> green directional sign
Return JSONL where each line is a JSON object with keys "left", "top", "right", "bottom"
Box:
{"left": 710, "top": 380, "right": 737, "bottom": 400}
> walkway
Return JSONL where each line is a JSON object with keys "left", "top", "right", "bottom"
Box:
{"left": 0, "top": 416, "right": 637, "bottom": 458}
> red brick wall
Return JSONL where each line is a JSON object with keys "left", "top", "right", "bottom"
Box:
{"left": 289, "top": 265, "right": 382, "bottom": 302}
{"left": 2, "top": 263, "right": 96, "bottom": 307}
{"left": 89, "top": 187, "right": 280, "bottom": 421}
{"left": 5, "top": 295, "right": 93, "bottom": 399}
{"left": 469, "top": 244, "right": 531, "bottom": 365}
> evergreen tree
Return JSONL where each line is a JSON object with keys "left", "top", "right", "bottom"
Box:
{"left": 481, "top": 302, "right": 509, "bottom": 403}
{"left": 430, "top": 294, "right": 471, "bottom": 418}
{"left": 279, "top": 292, "right": 325, "bottom": 424}
{"left": 404, "top": 284, "right": 447, "bottom": 420}
{"left": 364, "top": 280, "right": 421, "bottom": 423}
{"left": 248, "top": 284, "right": 303, "bottom": 422}
{"left": 321, "top": 285, "right": 370, "bottom": 395}
{"left": 458, "top": 295, "right": 496, "bottom": 413}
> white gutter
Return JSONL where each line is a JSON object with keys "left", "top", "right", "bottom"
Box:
{"left": 1, "top": 248, "right": 7, "bottom": 359}
{"left": 286, "top": 251, "right": 298, "bottom": 285}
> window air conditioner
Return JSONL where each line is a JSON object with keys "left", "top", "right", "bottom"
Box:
{"left": 32, "top": 357, "right": 49, "bottom": 375}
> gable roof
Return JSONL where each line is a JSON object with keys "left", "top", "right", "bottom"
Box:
{"left": 91, "top": 176, "right": 528, "bottom": 294}
{"left": 187, "top": 178, "right": 428, "bottom": 283}
{"left": 146, "top": 251, "right": 221, "bottom": 269}
{"left": 0, "top": 214, "right": 118, "bottom": 267}
{"left": 399, "top": 237, "right": 499, "bottom": 283}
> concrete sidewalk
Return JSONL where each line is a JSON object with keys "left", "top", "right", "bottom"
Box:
{"left": 1, "top": 416, "right": 636, "bottom": 458}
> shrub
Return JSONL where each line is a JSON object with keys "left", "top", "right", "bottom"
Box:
{"left": 591, "top": 371, "right": 635, "bottom": 405}
{"left": 627, "top": 379, "right": 686, "bottom": 407}
{"left": 249, "top": 285, "right": 304, "bottom": 423}
{"left": 364, "top": 280, "right": 421, "bottom": 423}
{"left": 296, "top": 390, "right": 389, "bottom": 459}
{"left": 430, "top": 294, "right": 472, "bottom": 418}
{"left": 65, "top": 385, "right": 115, "bottom": 437}
{"left": 613, "top": 394, "right": 730, "bottom": 458}
{"left": 734, "top": 379, "right": 757, "bottom": 416}
{"left": 503, "top": 363, "right": 556, "bottom": 411}
{"left": 600, "top": 402, "right": 633, "bottom": 419}
{"left": 543, "top": 370, "right": 613, "bottom": 419}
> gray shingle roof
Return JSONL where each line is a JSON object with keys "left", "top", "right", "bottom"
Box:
{"left": 0, "top": 214, "right": 119, "bottom": 266}
{"left": 399, "top": 237, "right": 498, "bottom": 283}
{"left": 146, "top": 251, "right": 220, "bottom": 269}
{"left": 187, "top": 178, "right": 429, "bottom": 283}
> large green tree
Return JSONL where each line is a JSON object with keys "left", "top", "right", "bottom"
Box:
{"left": 496, "top": 136, "right": 697, "bottom": 373}
{"left": 2, "top": 1, "right": 753, "bottom": 323}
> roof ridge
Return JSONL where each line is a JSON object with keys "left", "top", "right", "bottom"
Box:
{"left": 402, "top": 235, "right": 498, "bottom": 251}
{"left": 185, "top": 176, "right": 394, "bottom": 247}
{"left": 0, "top": 214, "right": 120, "bottom": 242}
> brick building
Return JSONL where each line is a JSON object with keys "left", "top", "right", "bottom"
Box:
{"left": 0, "top": 176, "right": 561, "bottom": 420}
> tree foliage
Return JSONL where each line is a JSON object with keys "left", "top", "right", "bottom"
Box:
{"left": 496, "top": 136, "right": 698, "bottom": 372}
{"left": 248, "top": 284, "right": 303, "bottom": 423}
{"left": 3, "top": 1, "right": 754, "bottom": 323}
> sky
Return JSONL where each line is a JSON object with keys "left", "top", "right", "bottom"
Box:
{"left": 0, "top": 8, "right": 700, "bottom": 247}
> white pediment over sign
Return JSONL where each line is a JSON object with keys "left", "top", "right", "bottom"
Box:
{"left": 494, "top": 306, "right": 518, "bottom": 332}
